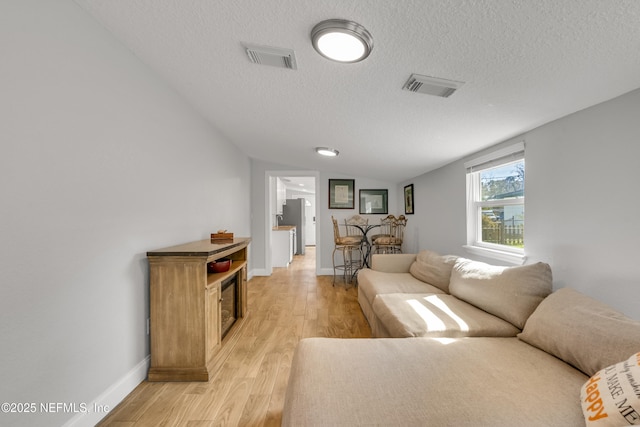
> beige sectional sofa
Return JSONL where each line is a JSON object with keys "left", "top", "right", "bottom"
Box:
{"left": 282, "top": 251, "right": 640, "bottom": 427}
{"left": 358, "top": 251, "right": 552, "bottom": 338}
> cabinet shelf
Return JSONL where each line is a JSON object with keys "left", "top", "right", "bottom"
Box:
{"left": 206, "top": 260, "right": 246, "bottom": 288}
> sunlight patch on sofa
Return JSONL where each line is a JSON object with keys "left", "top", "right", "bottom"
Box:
{"left": 406, "top": 296, "right": 470, "bottom": 333}
{"left": 407, "top": 299, "right": 446, "bottom": 331}
{"left": 424, "top": 295, "right": 470, "bottom": 332}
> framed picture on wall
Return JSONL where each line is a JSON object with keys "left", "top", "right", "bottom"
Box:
{"left": 404, "top": 184, "right": 414, "bottom": 214}
{"left": 329, "top": 179, "right": 355, "bottom": 209}
{"left": 359, "top": 189, "right": 388, "bottom": 214}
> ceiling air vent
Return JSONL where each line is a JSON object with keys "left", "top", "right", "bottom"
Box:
{"left": 244, "top": 44, "right": 297, "bottom": 70}
{"left": 402, "top": 74, "right": 464, "bottom": 98}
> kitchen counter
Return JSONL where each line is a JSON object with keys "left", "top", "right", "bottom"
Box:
{"left": 272, "top": 225, "right": 296, "bottom": 231}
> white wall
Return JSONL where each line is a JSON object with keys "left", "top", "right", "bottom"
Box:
{"left": 0, "top": 1, "right": 250, "bottom": 426}
{"left": 401, "top": 88, "right": 640, "bottom": 320}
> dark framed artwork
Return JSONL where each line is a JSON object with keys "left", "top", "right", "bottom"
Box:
{"left": 404, "top": 184, "right": 414, "bottom": 215}
{"left": 359, "top": 189, "right": 388, "bottom": 214}
{"left": 329, "top": 179, "right": 355, "bottom": 209}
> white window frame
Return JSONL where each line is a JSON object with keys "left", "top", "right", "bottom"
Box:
{"left": 463, "top": 142, "right": 526, "bottom": 265}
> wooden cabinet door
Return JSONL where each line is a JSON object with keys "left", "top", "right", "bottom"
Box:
{"left": 205, "top": 283, "right": 221, "bottom": 362}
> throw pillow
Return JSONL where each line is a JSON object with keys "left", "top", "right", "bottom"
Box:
{"left": 408, "top": 250, "right": 458, "bottom": 293}
{"left": 519, "top": 287, "right": 640, "bottom": 376}
{"left": 448, "top": 258, "right": 552, "bottom": 329}
{"left": 580, "top": 352, "right": 640, "bottom": 426}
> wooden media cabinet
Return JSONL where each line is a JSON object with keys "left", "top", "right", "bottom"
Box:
{"left": 146, "top": 237, "right": 250, "bottom": 381}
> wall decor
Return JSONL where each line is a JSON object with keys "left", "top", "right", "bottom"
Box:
{"left": 360, "top": 189, "right": 388, "bottom": 214}
{"left": 404, "top": 184, "right": 414, "bottom": 214}
{"left": 329, "top": 179, "right": 355, "bottom": 209}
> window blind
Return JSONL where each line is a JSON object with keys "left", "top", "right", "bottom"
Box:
{"left": 464, "top": 141, "right": 525, "bottom": 173}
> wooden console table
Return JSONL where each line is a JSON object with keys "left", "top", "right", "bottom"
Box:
{"left": 146, "top": 237, "right": 250, "bottom": 381}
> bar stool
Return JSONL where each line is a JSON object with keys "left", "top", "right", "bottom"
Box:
{"left": 372, "top": 215, "right": 407, "bottom": 254}
{"left": 345, "top": 215, "right": 368, "bottom": 241}
{"left": 331, "top": 216, "right": 364, "bottom": 285}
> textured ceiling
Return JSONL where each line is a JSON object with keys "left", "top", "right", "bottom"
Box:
{"left": 75, "top": 0, "right": 640, "bottom": 183}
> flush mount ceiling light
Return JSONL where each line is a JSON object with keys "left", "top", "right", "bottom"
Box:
{"left": 315, "top": 147, "right": 339, "bottom": 157}
{"left": 311, "top": 19, "right": 373, "bottom": 63}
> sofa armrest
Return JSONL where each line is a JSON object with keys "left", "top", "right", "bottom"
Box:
{"left": 370, "top": 254, "right": 417, "bottom": 273}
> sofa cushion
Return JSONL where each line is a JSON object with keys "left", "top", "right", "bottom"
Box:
{"left": 518, "top": 287, "right": 640, "bottom": 376}
{"left": 372, "top": 293, "right": 521, "bottom": 338}
{"left": 408, "top": 250, "right": 458, "bottom": 293}
{"left": 357, "top": 269, "right": 445, "bottom": 308}
{"left": 449, "top": 259, "right": 552, "bottom": 329}
{"left": 580, "top": 352, "right": 640, "bottom": 426}
{"left": 283, "top": 337, "right": 588, "bottom": 426}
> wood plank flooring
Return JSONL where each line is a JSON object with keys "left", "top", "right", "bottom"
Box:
{"left": 97, "top": 247, "right": 371, "bottom": 426}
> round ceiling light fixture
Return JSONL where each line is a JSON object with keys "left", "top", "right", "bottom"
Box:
{"left": 315, "top": 147, "right": 339, "bottom": 157}
{"left": 311, "top": 19, "right": 373, "bottom": 63}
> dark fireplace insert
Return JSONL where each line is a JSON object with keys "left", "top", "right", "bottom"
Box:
{"left": 220, "top": 272, "right": 239, "bottom": 339}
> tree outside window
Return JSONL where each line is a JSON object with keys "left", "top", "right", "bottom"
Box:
{"left": 478, "top": 160, "right": 524, "bottom": 248}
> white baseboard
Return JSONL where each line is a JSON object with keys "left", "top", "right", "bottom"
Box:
{"left": 318, "top": 267, "right": 333, "bottom": 276}
{"left": 62, "top": 355, "right": 150, "bottom": 427}
{"left": 250, "top": 268, "right": 270, "bottom": 276}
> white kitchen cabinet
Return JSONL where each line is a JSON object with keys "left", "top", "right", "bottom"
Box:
{"left": 272, "top": 226, "right": 295, "bottom": 267}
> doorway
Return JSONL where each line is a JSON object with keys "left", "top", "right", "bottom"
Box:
{"left": 266, "top": 171, "right": 319, "bottom": 274}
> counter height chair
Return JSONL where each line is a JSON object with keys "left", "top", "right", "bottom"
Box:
{"left": 332, "top": 216, "right": 364, "bottom": 286}
{"left": 345, "top": 215, "right": 368, "bottom": 238}
{"left": 372, "top": 215, "right": 407, "bottom": 254}
{"left": 370, "top": 214, "right": 395, "bottom": 245}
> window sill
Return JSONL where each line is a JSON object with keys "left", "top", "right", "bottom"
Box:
{"left": 463, "top": 245, "right": 526, "bottom": 265}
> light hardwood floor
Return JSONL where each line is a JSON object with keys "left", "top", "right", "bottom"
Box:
{"left": 97, "top": 247, "right": 371, "bottom": 426}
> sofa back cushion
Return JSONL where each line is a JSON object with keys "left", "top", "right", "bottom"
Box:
{"left": 408, "top": 250, "right": 458, "bottom": 293}
{"left": 518, "top": 287, "right": 640, "bottom": 376}
{"left": 449, "top": 259, "right": 552, "bottom": 329}
{"left": 371, "top": 253, "right": 417, "bottom": 273}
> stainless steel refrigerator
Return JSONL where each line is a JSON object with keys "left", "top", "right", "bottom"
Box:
{"left": 281, "top": 198, "right": 305, "bottom": 255}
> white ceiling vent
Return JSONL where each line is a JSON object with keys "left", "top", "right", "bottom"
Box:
{"left": 244, "top": 44, "right": 297, "bottom": 70}
{"left": 402, "top": 74, "right": 464, "bottom": 98}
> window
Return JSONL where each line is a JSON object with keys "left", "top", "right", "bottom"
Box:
{"left": 464, "top": 142, "right": 525, "bottom": 264}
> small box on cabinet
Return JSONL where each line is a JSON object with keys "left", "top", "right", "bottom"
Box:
{"left": 211, "top": 232, "right": 234, "bottom": 243}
